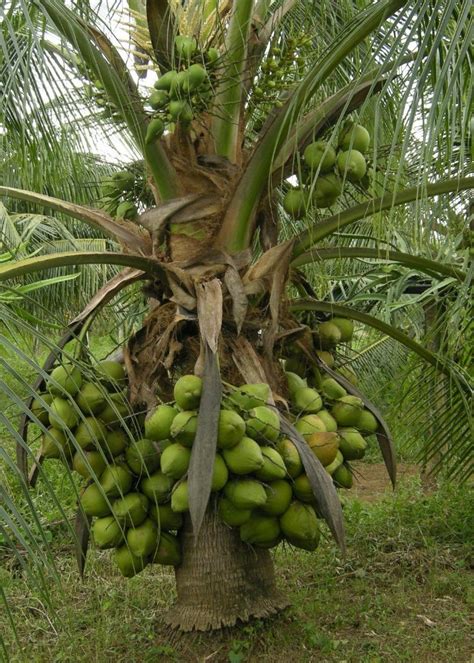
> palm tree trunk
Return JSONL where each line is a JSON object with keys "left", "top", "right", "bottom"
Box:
{"left": 164, "top": 505, "right": 289, "bottom": 631}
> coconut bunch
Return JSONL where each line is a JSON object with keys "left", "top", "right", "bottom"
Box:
{"left": 98, "top": 170, "right": 139, "bottom": 220}
{"left": 146, "top": 36, "right": 219, "bottom": 140}
{"left": 283, "top": 120, "right": 372, "bottom": 217}
{"left": 143, "top": 376, "right": 321, "bottom": 556}
{"left": 283, "top": 316, "right": 379, "bottom": 490}
{"left": 29, "top": 360, "right": 182, "bottom": 577}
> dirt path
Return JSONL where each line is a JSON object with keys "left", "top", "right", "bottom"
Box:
{"left": 351, "top": 462, "right": 420, "bottom": 502}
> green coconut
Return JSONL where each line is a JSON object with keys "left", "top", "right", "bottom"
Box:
{"left": 317, "top": 321, "right": 342, "bottom": 349}
{"left": 170, "top": 411, "right": 198, "bottom": 447}
{"left": 217, "top": 497, "right": 252, "bottom": 527}
{"left": 175, "top": 35, "right": 197, "bottom": 60}
{"left": 80, "top": 483, "right": 111, "bottom": 517}
{"left": 330, "top": 317, "right": 354, "bottom": 342}
{"left": 48, "top": 364, "right": 82, "bottom": 397}
{"left": 154, "top": 70, "right": 179, "bottom": 91}
{"left": 149, "top": 503, "right": 183, "bottom": 531}
{"left": 31, "top": 393, "right": 54, "bottom": 426}
{"left": 316, "top": 409, "right": 338, "bottom": 432}
{"left": 72, "top": 450, "right": 106, "bottom": 479}
{"left": 113, "top": 492, "right": 149, "bottom": 527}
{"left": 333, "top": 463, "right": 353, "bottom": 488}
{"left": 295, "top": 414, "right": 327, "bottom": 438}
{"left": 127, "top": 518, "right": 157, "bottom": 558}
{"left": 292, "top": 388, "right": 323, "bottom": 414}
{"left": 261, "top": 480, "right": 293, "bottom": 516}
{"left": 292, "top": 474, "right": 314, "bottom": 503}
{"left": 185, "top": 63, "right": 207, "bottom": 91}
{"left": 331, "top": 395, "right": 363, "bottom": 427}
{"left": 337, "top": 149, "right": 367, "bottom": 182}
{"left": 240, "top": 514, "right": 281, "bottom": 548}
{"left": 280, "top": 501, "right": 320, "bottom": 551}
{"left": 98, "top": 393, "right": 130, "bottom": 427}
{"left": 125, "top": 438, "right": 160, "bottom": 476}
{"left": 116, "top": 201, "right": 138, "bottom": 220}
{"left": 357, "top": 410, "right": 378, "bottom": 434}
{"left": 338, "top": 121, "right": 370, "bottom": 153}
{"left": 114, "top": 545, "right": 148, "bottom": 577}
{"left": 168, "top": 99, "right": 193, "bottom": 122}
{"left": 228, "top": 383, "right": 270, "bottom": 411}
{"left": 144, "top": 404, "right": 178, "bottom": 441}
{"left": 150, "top": 531, "right": 181, "bottom": 566}
{"left": 100, "top": 463, "right": 133, "bottom": 497}
{"left": 315, "top": 350, "right": 335, "bottom": 368}
{"left": 211, "top": 454, "right": 229, "bottom": 491}
{"left": 255, "top": 447, "right": 287, "bottom": 481}
{"left": 324, "top": 450, "right": 344, "bottom": 475}
{"left": 276, "top": 438, "right": 303, "bottom": 478}
{"left": 75, "top": 382, "right": 107, "bottom": 415}
{"left": 140, "top": 471, "right": 174, "bottom": 503}
{"left": 75, "top": 417, "right": 108, "bottom": 450}
{"left": 145, "top": 118, "right": 165, "bottom": 144}
{"left": 173, "top": 375, "right": 202, "bottom": 410}
{"left": 41, "top": 428, "right": 72, "bottom": 459}
{"left": 149, "top": 89, "right": 168, "bottom": 109}
{"left": 313, "top": 174, "right": 342, "bottom": 208}
{"left": 285, "top": 371, "right": 307, "bottom": 395}
{"left": 171, "top": 481, "right": 189, "bottom": 513}
{"left": 217, "top": 409, "right": 246, "bottom": 449}
{"left": 48, "top": 397, "right": 79, "bottom": 431}
{"left": 92, "top": 516, "right": 124, "bottom": 549}
{"left": 222, "top": 436, "right": 264, "bottom": 475}
{"left": 160, "top": 443, "right": 191, "bottom": 479}
{"left": 104, "top": 429, "right": 128, "bottom": 457}
{"left": 206, "top": 47, "right": 219, "bottom": 65}
{"left": 246, "top": 405, "right": 280, "bottom": 443}
{"left": 96, "top": 360, "right": 127, "bottom": 388}
{"left": 338, "top": 428, "right": 367, "bottom": 460}
{"left": 307, "top": 431, "right": 340, "bottom": 466}
{"left": 283, "top": 189, "right": 307, "bottom": 219}
{"left": 224, "top": 479, "right": 267, "bottom": 510}
{"left": 320, "top": 377, "right": 347, "bottom": 401}
{"left": 303, "top": 141, "right": 336, "bottom": 172}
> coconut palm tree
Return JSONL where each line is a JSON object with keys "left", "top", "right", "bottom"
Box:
{"left": 0, "top": 0, "right": 472, "bottom": 631}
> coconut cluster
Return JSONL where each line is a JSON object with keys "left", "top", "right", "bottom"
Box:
{"left": 146, "top": 37, "right": 218, "bottom": 140}
{"left": 98, "top": 170, "right": 140, "bottom": 221}
{"left": 283, "top": 316, "right": 379, "bottom": 490}
{"left": 283, "top": 120, "right": 372, "bottom": 217}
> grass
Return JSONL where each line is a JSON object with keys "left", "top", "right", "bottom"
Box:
{"left": 1, "top": 329, "right": 472, "bottom": 662}
{"left": 1, "top": 478, "right": 472, "bottom": 663}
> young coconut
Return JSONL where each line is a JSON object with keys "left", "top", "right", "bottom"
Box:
{"left": 211, "top": 455, "right": 229, "bottom": 491}
{"left": 113, "top": 492, "right": 149, "bottom": 527}
{"left": 357, "top": 409, "right": 379, "bottom": 434}
{"left": 330, "top": 317, "right": 354, "bottom": 342}
{"left": 261, "top": 480, "right": 293, "bottom": 516}
{"left": 292, "top": 387, "right": 323, "bottom": 414}
{"left": 173, "top": 375, "right": 202, "bottom": 410}
{"left": 337, "top": 149, "right": 367, "bottom": 182}
{"left": 224, "top": 479, "right": 268, "bottom": 510}
{"left": 333, "top": 463, "right": 353, "bottom": 489}
{"left": 170, "top": 410, "right": 198, "bottom": 447}
{"left": 80, "top": 483, "right": 111, "bottom": 518}
{"left": 316, "top": 409, "right": 338, "bottom": 432}
{"left": 228, "top": 383, "right": 270, "bottom": 411}
{"left": 255, "top": 447, "right": 287, "bottom": 481}
{"left": 313, "top": 174, "right": 342, "bottom": 208}
{"left": 303, "top": 140, "right": 336, "bottom": 172}
{"left": 125, "top": 439, "right": 160, "bottom": 476}
{"left": 324, "top": 450, "right": 344, "bottom": 476}
{"left": 100, "top": 463, "right": 133, "bottom": 497}
{"left": 218, "top": 497, "right": 252, "bottom": 527}
{"left": 246, "top": 405, "right": 280, "bottom": 442}
{"left": 149, "top": 503, "right": 183, "bottom": 531}
{"left": 331, "top": 395, "right": 363, "bottom": 427}
{"left": 240, "top": 514, "right": 281, "bottom": 548}
{"left": 280, "top": 501, "right": 320, "bottom": 551}
{"left": 217, "top": 409, "right": 246, "bottom": 449}
{"left": 295, "top": 413, "right": 326, "bottom": 438}
{"left": 222, "top": 436, "right": 264, "bottom": 475}
{"left": 306, "top": 431, "right": 340, "bottom": 466}
{"left": 31, "top": 393, "right": 54, "bottom": 426}
{"left": 75, "top": 382, "right": 107, "bottom": 415}
{"left": 320, "top": 377, "right": 347, "bottom": 401}
{"left": 92, "top": 516, "right": 124, "bottom": 549}
{"left": 114, "top": 545, "right": 149, "bottom": 577}
{"left": 160, "top": 443, "right": 191, "bottom": 479}
{"left": 140, "top": 471, "right": 174, "bottom": 503}
{"left": 276, "top": 438, "right": 303, "bottom": 478}
{"left": 75, "top": 417, "right": 108, "bottom": 450}
{"left": 283, "top": 188, "right": 307, "bottom": 219}
{"left": 104, "top": 429, "right": 128, "bottom": 457}
{"left": 145, "top": 404, "right": 178, "bottom": 441}
{"left": 41, "top": 428, "right": 72, "bottom": 459}
{"left": 47, "top": 364, "right": 82, "bottom": 397}
{"left": 127, "top": 518, "right": 158, "bottom": 558}
{"left": 151, "top": 531, "right": 181, "bottom": 566}
{"left": 48, "top": 397, "right": 79, "bottom": 431}
{"left": 171, "top": 481, "right": 189, "bottom": 513}
{"left": 338, "top": 428, "right": 367, "bottom": 460}
{"left": 292, "top": 474, "right": 315, "bottom": 503}
{"left": 338, "top": 121, "right": 370, "bottom": 153}
{"left": 72, "top": 450, "right": 106, "bottom": 480}
{"left": 316, "top": 321, "right": 342, "bottom": 349}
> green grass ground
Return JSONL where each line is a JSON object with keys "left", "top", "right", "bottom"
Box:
{"left": 1, "top": 331, "right": 472, "bottom": 662}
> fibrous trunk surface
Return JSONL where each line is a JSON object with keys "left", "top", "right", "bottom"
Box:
{"left": 165, "top": 506, "right": 289, "bottom": 631}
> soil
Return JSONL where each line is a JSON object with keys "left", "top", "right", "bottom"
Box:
{"left": 351, "top": 462, "right": 420, "bottom": 502}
